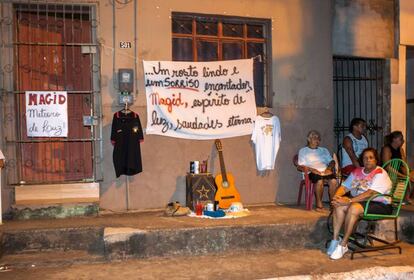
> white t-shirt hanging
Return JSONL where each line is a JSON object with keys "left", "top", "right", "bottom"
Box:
{"left": 251, "top": 115, "right": 281, "bottom": 171}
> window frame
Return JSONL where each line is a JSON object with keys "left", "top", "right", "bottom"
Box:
{"left": 171, "top": 12, "right": 273, "bottom": 107}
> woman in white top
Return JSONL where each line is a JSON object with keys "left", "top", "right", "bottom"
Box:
{"left": 298, "top": 130, "right": 338, "bottom": 211}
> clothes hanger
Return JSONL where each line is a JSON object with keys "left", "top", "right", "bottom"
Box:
{"left": 121, "top": 100, "right": 131, "bottom": 114}
{"left": 252, "top": 54, "right": 263, "bottom": 62}
{"left": 260, "top": 107, "right": 273, "bottom": 118}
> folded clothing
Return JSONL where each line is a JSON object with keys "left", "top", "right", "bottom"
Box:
{"left": 203, "top": 209, "right": 226, "bottom": 218}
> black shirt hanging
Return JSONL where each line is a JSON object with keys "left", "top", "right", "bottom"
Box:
{"left": 111, "top": 110, "right": 144, "bottom": 177}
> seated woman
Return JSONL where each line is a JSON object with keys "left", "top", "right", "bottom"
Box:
{"left": 328, "top": 148, "right": 392, "bottom": 260}
{"left": 298, "top": 130, "right": 338, "bottom": 211}
{"left": 381, "top": 131, "right": 414, "bottom": 203}
{"left": 340, "top": 118, "right": 368, "bottom": 176}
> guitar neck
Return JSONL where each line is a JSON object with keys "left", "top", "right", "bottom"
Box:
{"left": 218, "top": 150, "right": 228, "bottom": 182}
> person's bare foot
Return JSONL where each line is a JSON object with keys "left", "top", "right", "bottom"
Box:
{"left": 315, "top": 206, "right": 325, "bottom": 212}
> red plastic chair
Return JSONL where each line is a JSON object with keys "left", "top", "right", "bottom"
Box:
{"left": 293, "top": 154, "right": 315, "bottom": 210}
{"left": 293, "top": 153, "right": 340, "bottom": 210}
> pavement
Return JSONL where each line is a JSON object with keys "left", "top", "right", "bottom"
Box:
{"left": 2, "top": 244, "right": 414, "bottom": 279}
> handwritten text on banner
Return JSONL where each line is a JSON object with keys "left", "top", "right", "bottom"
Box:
{"left": 25, "top": 91, "right": 68, "bottom": 137}
{"left": 143, "top": 59, "right": 257, "bottom": 140}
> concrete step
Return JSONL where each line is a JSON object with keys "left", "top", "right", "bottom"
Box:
{"left": 1, "top": 205, "right": 413, "bottom": 262}
{"left": 1, "top": 227, "right": 104, "bottom": 255}
{"left": 0, "top": 250, "right": 105, "bottom": 269}
{"left": 103, "top": 221, "right": 329, "bottom": 260}
{"left": 1, "top": 220, "right": 330, "bottom": 260}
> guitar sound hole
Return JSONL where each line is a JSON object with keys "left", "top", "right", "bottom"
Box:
{"left": 222, "top": 181, "right": 229, "bottom": 187}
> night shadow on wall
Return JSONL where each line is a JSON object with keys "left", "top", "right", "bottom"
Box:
{"left": 99, "top": 72, "right": 131, "bottom": 199}
{"left": 169, "top": 175, "right": 186, "bottom": 205}
{"left": 99, "top": 115, "right": 125, "bottom": 199}
{"left": 210, "top": 143, "right": 218, "bottom": 175}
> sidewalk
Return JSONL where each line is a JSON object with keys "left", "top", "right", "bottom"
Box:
{"left": 2, "top": 243, "right": 414, "bottom": 279}
{"left": 1, "top": 204, "right": 414, "bottom": 279}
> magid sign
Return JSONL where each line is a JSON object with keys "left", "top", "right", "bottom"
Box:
{"left": 25, "top": 91, "right": 68, "bottom": 137}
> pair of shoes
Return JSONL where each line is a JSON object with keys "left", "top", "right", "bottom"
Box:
{"left": 164, "top": 201, "right": 190, "bottom": 217}
{"left": 404, "top": 199, "right": 413, "bottom": 205}
{"left": 330, "top": 244, "right": 348, "bottom": 260}
{"left": 326, "top": 237, "right": 342, "bottom": 256}
{"left": 0, "top": 264, "right": 12, "bottom": 272}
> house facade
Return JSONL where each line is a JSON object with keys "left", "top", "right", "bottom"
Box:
{"left": 0, "top": 0, "right": 405, "bottom": 215}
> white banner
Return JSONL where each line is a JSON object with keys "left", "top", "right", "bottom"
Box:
{"left": 25, "top": 91, "right": 68, "bottom": 137}
{"left": 143, "top": 59, "right": 257, "bottom": 140}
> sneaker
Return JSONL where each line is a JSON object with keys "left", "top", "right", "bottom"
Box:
{"left": 330, "top": 244, "right": 348, "bottom": 260}
{"left": 326, "top": 237, "right": 342, "bottom": 256}
{"left": 403, "top": 199, "right": 413, "bottom": 205}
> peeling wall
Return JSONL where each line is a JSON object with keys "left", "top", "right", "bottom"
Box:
{"left": 333, "top": 0, "right": 396, "bottom": 58}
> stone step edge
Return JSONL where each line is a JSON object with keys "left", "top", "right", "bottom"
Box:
{"left": 1, "top": 221, "right": 328, "bottom": 257}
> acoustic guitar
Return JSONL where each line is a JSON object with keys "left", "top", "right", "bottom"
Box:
{"left": 214, "top": 139, "right": 241, "bottom": 209}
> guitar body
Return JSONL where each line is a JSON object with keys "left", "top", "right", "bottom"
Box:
{"left": 214, "top": 139, "right": 242, "bottom": 209}
{"left": 215, "top": 172, "right": 241, "bottom": 209}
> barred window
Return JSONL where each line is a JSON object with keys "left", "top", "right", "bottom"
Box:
{"left": 172, "top": 13, "right": 272, "bottom": 107}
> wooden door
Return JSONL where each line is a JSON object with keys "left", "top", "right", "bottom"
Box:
{"left": 15, "top": 5, "right": 94, "bottom": 183}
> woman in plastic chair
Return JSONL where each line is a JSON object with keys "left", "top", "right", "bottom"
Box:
{"left": 328, "top": 148, "right": 392, "bottom": 260}
{"left": 297, "top": 130, "right": 338, "bottom": 211}
{"left": 381, "top": 131, "right": 414, "bottom": 203}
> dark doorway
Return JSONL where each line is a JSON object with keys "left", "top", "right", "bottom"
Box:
{"left": 333, "top": 56, "right": 388, "bottom": 152}
{"left": 406, "top": 47, "right": 414, "bottom": 167}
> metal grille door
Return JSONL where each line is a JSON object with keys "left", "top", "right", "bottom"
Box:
{"left": 0, "top": 3, "right": 102, "bottom": 184}
{"left": 333, "top": 57, "right": 387, "bottom": 151}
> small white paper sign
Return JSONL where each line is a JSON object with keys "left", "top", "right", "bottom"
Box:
{"left": 25, "top": 91, "right": 68, "bottom": 137}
